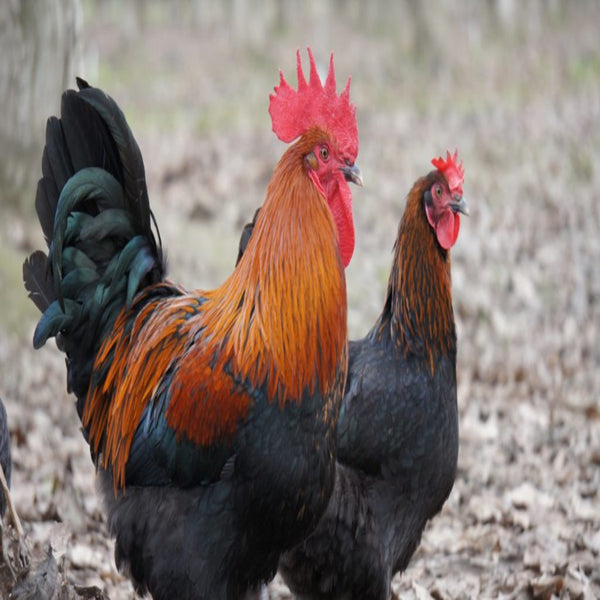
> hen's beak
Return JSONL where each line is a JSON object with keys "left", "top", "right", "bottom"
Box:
{"left": 341, "top": 163, "right": 363, "bottom": 187}
{"left": 450, "top": 195, "right": 469, "bottom": 216}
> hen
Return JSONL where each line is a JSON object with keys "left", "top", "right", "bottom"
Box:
{"left": 278, "top": 151, "right": 467, "bottom": 599}
{"left": 23, "top": 49, "right": 361, "bottom": 599}
{"left": 241, "top": 152, "right": 466, "bottom": 599}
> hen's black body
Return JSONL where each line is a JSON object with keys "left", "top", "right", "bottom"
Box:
{"left": 279, "top": 331, "right": 458, "bottom": 599}
{"left": 276, "top": 169, "right": 462, "bottom": 599}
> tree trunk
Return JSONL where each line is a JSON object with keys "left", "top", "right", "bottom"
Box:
{"left": 0, "top": 0, "right": 83, "bottom": 209}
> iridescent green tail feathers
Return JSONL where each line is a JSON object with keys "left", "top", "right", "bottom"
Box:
{"left": 23, "top": 79, "right": 164, "bottom": 415}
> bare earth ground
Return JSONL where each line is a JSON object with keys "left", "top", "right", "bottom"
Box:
{"left": 0, "top": 2, "right": 599, "bottom": 598}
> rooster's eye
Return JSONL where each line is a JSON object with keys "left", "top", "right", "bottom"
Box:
{"left": 320, "top": 146, "right": 329, "bottom": 161}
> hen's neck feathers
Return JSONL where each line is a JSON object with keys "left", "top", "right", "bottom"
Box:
{"left": 376, "top": 172, "right": 456, "bottom": 372}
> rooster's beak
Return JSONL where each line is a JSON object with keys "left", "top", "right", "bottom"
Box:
{"left": 450, "top": 195, "right": 469, "bottom": 216}
{"left": 341, "top": 163, "right": 363, "bottom": 187}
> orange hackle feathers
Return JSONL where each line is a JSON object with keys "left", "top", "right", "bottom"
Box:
{"left": 84, "top": 130, "right": 348, "bottom": 490}
{"left": 185, "top": 130, "right": 348, "bottom": 410}
{"left": 269, "top": 48, "right": 358, "bottom": 161}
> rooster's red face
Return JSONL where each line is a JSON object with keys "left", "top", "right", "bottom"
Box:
{"left": 305, "top": 141, "right": 362, "bottom": 189}
{"left": 304, "top": 136, "right": 362, "bottom": 268}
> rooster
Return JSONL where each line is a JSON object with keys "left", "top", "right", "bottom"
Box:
{"left": 23, "top": 49, "right": 362, "bottom": 599}
{"left": 239, "top": 152, "right": 466, "bottom": 599}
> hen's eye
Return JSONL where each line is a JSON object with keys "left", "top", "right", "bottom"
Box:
{"left": 320, "top": 146, "right": 329, "bottom": 161}
{"left": 435, "top": 185, "right": 442, "bottom": 197}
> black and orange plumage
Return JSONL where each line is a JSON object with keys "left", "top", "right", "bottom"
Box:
{"left": 23, "top": 49, "right": 362, "bottom": 599}
{"left": 274, "top": 153, "right": 467, "bottom": 599}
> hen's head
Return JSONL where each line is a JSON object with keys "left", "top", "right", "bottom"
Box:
{"left": 269, "top": 48, "right": 361, "bottom": 267}
{"left": 425, "top": 150, "right": 468, "bottom": 250}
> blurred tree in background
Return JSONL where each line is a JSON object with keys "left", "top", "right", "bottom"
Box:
{"left": 0, "top": 0, "right": 594, "bottom": 209}
{"left": 0, "top": 0, "right": 83, "bottom": 209}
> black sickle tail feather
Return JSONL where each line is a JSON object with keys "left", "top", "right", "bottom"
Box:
{"left": 235, "top": 207, "right": 261, "bottom": 266}
{"left": 23, "top": 78, "right": 165, "bottom": 420}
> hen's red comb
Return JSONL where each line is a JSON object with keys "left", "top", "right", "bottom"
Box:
{"left": 432, "top": 150, "right": 464, "bottom": 196}
{"left": 269, "top": 48, "right": 358, "bottom": 160}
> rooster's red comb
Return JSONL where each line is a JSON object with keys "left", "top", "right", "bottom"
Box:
{"left": 432, "top": 150, "right": 464, "bottom": 196}
{"left": 269, "top": 48, "right": 358, "bottom": 160}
